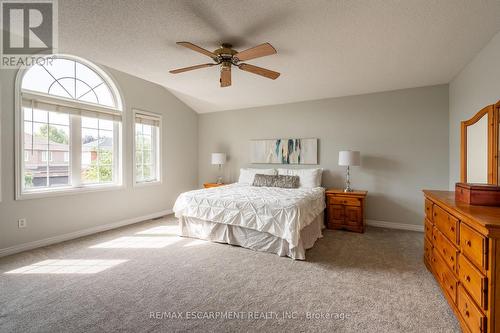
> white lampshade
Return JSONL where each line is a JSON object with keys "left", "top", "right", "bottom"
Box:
{"left": 338, "top": 151, "right": 361, "bottom": 166}
{"left": 211, "top": 153, "right": 226, "bottom": 165}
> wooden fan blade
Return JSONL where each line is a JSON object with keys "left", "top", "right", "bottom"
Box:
{"left": 169, "top": 63, "right": 216, "bottom": 74}
{"left": 234, "top": 43, "right": 276, "bottom": 61}
{"left": 220, "top": 66, "right": 231, "bottom": 87}
{"left": 238, "top": 63, "right": 280, "bottom": 80}
{"left": 177, "top": 42, "right": 217, "bottom": 59}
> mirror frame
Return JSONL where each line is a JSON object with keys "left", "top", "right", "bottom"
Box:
{"left": 460, "top": 104, "right": 497, "bottom": 184}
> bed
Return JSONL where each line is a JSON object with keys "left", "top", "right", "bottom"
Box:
{"left": 173, "top": 169, "right": 325, "bottom": 260}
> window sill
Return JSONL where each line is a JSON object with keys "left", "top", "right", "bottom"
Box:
{"left": 133, "top": 180, "right": 162, "bottom": 188}
{"left": 16, "top": 184, "right": 125, "bottom": 200}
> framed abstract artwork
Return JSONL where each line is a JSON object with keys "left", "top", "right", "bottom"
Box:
{"left": 250, "top": 138, "right": 318, "bottom": 164}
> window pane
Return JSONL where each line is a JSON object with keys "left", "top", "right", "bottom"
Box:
{"left": 99, "top": 119, "right": 113, "bottom": 131}
{"left": 135, "top": 151, "right": 142, "bottom": 165}
{"left": 143, "top": 124, "right": 152, "bottom": 135}
{"left": 49, "top": 111, "right": 69, "bottom": 126}
{"left": 25, "top": 165, "right": 47, "bottom": 188}
{"left": 82, "top": 128, "right": 98, "bottom": 145}
{"left": 48, "top": 124, "right": 70, "bottom": 145}
{"left": 76, "top": 62, "right": 103, "bottom": 89}
{"left": 44, "top": 59, "right": 75, "bottom": 85}
{"left": 143, "top": 136, "right": 152, "bottom": 150}
{"left": 136, "top": 134, "right": 143, "bottom": 150}
{"left": 33, "top": 109, "right": 48, "bottom": 123}
{"left": 49, "top": 164, "right": 70, "bottom": 186}
{"left": 78, "top": 84, "right": 99, "bottom": 104}
{"left": 99, "top": 166, "right": 112, "bottom": 182}
{"left": 143, "top": 150, "right": 151, "bottom": 164}
{"left": 48, "top": 82, "right": 73, "bottom": 99}
{"left": 135, "top": 165, "right": 143, "bottom": 182}
{"left": 81, "top": 164, "right": 96, "bottom": 184}
{"left": 94, "top": 84, "right": 115, "bottom": 107}
{"left": 24, "top": 107, "right": 32, "bottom": 121}
{"left": 21, "top": 64, "right": 54, "bottom": 93}
{"left": 98, "top": 148, "right": 113, "bottom": 165}
{"left": 82, "top": 116, "right": 98, "bottom": 129}
{"left": 143, "top": 165, "right": 152, "bottom": 179}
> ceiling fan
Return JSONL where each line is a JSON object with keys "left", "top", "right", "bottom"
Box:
{"left": 170, "top": 42, "right": 280, "bottom": 87}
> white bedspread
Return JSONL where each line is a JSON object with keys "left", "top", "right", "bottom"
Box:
{"left": 173, "top": 183, "right": 325, "bottom": 247}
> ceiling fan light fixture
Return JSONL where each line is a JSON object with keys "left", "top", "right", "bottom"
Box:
{"left": 170, "top": 41, "right": 280, "bottom": 87}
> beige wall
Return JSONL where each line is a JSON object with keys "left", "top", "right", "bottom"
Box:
{"left": 198, "top": 85, "right": 449, "bottom": 227}
{"left": 449, "top": 31, "right": 500, "bottom": 189}
{"left": 0, "top": 66, "right": 198, "bottom": 250}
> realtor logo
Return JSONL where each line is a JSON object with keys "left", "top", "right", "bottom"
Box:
{"left": 1, "top": 0, "right": 57, "bottom": 67}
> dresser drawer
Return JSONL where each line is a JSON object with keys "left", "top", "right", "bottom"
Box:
{"left": 460, "top": 224, "right": 488, "bottom": 270}
{"left": 424, "top": 237, "right": 433, "bottom": 263}
{"left": 458, "top": 285, "right": 486, "bottom": 333}
{"left": 424, "top": 218, "right": 433, "bottom": 242}
{"left": 458, "top": 254, "right": 488, "bottom": 310}
{"left": 435, "top": 229, "right": 458, "bottom": 273}
{"left": 327, "top": 196, "right": 361, "bottom": 206}
{"left": 433, "top": 250, "right": 458, "bottom": 304}
{"left": 425, "top": 199, "right": 433, "bottom": 220}
{"left": 433, "top": 205, "right": 459, "bottom": 245}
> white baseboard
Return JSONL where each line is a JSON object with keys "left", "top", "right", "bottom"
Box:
{"left": 0, "top": 209, "right": 173, "bottom": 258}
{"left": 366, "top": 219, "right": 424, "bottom": 232}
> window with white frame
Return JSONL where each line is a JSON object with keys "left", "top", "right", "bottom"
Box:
{"left": 18, "top": 55, "right": 123, "bottom": 197}
{"left": 134, "top": 111, "right": 161, "bottom": 184}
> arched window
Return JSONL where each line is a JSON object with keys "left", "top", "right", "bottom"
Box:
{"left": 17, "top": 55, "right": 124, "bottom": 198}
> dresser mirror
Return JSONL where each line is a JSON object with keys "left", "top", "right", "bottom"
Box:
{"left": 460, "top": 104, "right": 498, "bottom": 184}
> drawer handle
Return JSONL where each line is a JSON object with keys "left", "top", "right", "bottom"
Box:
{"left": 465, "top": 275, "right": 471, "bottom": 282}
{"left": 450, "top": 285, "right": 454, "bottom": 290}
{"left": 450, "top": 256, "right": 454, "bottom": 262}
{"left": 465, "top": 310, "right": 470, "bottom": 318}
{"left": 450, "top": 226, "right": 454, "bottom": 232}
{"left": 466, "top": 240, "right": 472, "bottom": 247}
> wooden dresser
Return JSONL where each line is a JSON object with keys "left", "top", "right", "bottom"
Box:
{"left": 325, "top": 189, "right": 367, "bottom": 233}
{"left": 423, "top": 190, "right": 500, "bottom": 333}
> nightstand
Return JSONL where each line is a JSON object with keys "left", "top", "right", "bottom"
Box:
{"left": 325, "top": 189, "right": 367, "bottom": 233}
{"left": 203, "top": 183, "right": 226, "bottom": 189}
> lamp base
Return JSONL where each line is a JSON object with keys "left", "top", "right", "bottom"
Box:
{"left": 216, "top": 176, "right": 223, "bottom": 185}
{"left": 344, "top": 187, "right": 354, "bottom": 192}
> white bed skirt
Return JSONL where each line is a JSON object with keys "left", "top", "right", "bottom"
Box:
{"left": 178, "top": 212, "right": 324, "bottom": 260}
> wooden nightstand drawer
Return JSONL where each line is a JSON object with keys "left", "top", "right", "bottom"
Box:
{"left": 327, "top": 196, "right": 360, "bottom": 206}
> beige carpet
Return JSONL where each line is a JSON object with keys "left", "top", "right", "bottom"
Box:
{"left": 0, "top": 215, "right": 460, "bottom": 332}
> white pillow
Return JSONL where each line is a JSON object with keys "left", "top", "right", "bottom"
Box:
{"left": 238, "top": 168, "right": 277, "bottom": 184}
{"left": 277, "top": 168, "right": 323, "bottom": 188}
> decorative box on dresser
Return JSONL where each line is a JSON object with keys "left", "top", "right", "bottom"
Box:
{"left": 325, "top": 189, "right": 367, "bottom": 233}
{"left": 423, "top": 190, "right": 500, "bottom": 333}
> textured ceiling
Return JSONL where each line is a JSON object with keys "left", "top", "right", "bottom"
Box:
{"left": 58, "top": 0, "right": 500, "bottom": 113}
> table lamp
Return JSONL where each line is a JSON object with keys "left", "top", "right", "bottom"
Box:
{"left": 338, "top": 151, "right": 360, "bottom": 192}
{"left": 211, "top": 153, "right": 226, "bottom": 184}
